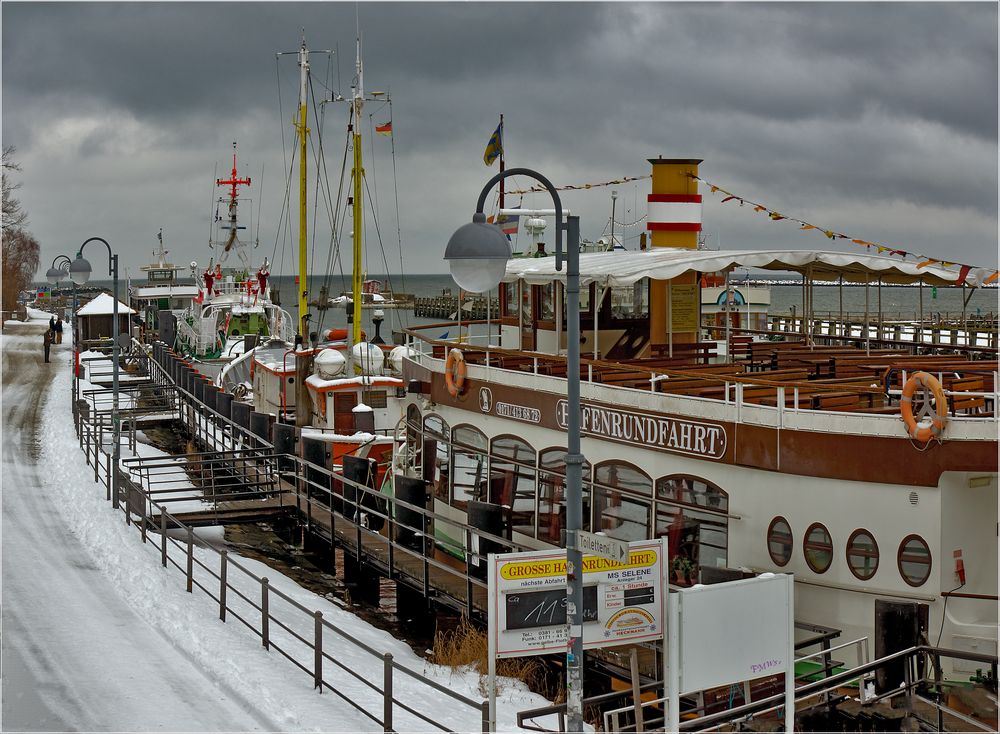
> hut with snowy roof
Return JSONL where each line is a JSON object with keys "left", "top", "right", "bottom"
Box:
{"left": 75, "top": 293, "right": 136, "bottom": 344}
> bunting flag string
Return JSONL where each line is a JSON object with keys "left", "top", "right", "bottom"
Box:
{"left": 504, "top": 174, "right": 651, "bottom": 195}
{"left": 690, "top": 174, "right": 998, "bottom": 286}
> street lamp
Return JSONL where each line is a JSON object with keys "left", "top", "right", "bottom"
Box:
{"left": 47, "top": 254, "right": 80, "bottom": 418}
{"left": 446, "top": 168, "right": 586, "bottom": 733}
{"left": 69, "top": 238, "right": 121, "bottom": 510}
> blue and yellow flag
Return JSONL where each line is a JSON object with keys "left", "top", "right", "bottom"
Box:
{"left": 483, "top": 123, "right": 503, "bottom": 166}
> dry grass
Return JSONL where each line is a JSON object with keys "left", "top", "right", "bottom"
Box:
{"left": 432, "top": 617, "right": 556, "bottom": 699}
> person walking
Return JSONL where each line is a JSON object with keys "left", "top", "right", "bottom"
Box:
{"left": 43, "top": 328, "right": 52, "bottom": 363}
{"left": 54, "top": 317, "right": 63, "bottom": 344}
{"left": 49, "top": 316, "right": 56, "bottom": 333}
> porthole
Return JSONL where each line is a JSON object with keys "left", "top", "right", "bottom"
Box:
{"left": 803, "top": 522, "right": 833, "bottom": 574}
{"left": 846, "top": 529, "right": 879, "bottom": 580}
{"left": 766, "top": 516, "right": 793, "bottom": 567}
{"left": 897, "top": 534, "right": 932, "bottom": 587}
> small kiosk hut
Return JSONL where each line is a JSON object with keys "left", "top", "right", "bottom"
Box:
{"left": 76, "top": 293, "right": 135, "bottom": 346}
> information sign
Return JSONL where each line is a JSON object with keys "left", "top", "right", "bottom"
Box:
{"left": 488, "top": 539, "right": 665, "bottom": 659}
{"left": 576, "top": 530, "right": 630, "bottom": 563}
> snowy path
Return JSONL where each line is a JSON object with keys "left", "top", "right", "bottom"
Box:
{"left": 1, "top": 330, "right": 275, "bottom": 731}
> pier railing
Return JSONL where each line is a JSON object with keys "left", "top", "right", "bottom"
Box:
{"left": 73, "top": 354, "right": 495, "bottom": 733}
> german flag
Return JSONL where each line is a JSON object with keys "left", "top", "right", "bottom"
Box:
{"left": 375, "top": 121, "right": 392, "bottom": 136}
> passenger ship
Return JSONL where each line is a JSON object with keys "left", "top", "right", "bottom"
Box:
{"left": 396, "top": 157, "right": 998, "bottom": 677}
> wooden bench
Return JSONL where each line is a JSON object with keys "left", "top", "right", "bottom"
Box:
{"left": 649, "top": 341, "right": 718, "bottom": 364}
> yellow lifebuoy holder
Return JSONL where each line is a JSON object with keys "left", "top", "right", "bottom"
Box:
{"left": 445, "top": 348, "right": 467, "bottom": 397}
{"left": 900, "top": 371, "right": 948, "bottom": 444}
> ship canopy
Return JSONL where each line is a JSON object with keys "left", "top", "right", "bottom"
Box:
{"left": 502, "top": 248, "right": 978, "bottom": 288}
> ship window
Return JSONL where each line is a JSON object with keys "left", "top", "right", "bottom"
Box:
{"left": 423, "top": 415, "right": 451, "bottom": 501}
{"left": 803, "top": 522, "right": 833, "bottom": 574}
{"left": 655, "top": 476, "right": 728, "bottom": 571}
{"left": 452, "top": 425, "right": 488, "bottom": 505}
{"left": 404, "top": 405, "right": 422, "bottom": 475}
{"left": 767, "top": 516, "right": 793, "bottom": 567}
{"left": 539, "top": 283, "right": 555, "bottom": 321}
{"left": 501, "top": 282, "right": 517, "bottom": 318}
{"left": 537, "top": 448, "right": 592, "bottom": 544}
{"left": 490, "top": 436, "right": 537, "bottom": 538}
{"left": 846, "top": 529, "right": 879, "bottom": 581}
{"left": 365, "top": 390, "right": 387, "bottom": 409}
{"left": 594, "top": 461, "right": 650, "bottom": 542}
{"left": 897, "top": 534, "right": 932, "bottom": 587}
{"left": 610, "top": 280, "right": 649, "bottom": 319}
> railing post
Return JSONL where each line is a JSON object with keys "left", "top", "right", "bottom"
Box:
{"left": 383, "top": 652, "right": 393, "bottom": 732}
{"left": 481, "top": 700, "right": 491, "bottom": 734}
{"left": 314, "top": 611, "right": 324, "bottom": 691}
{"left": 261, "top": 577, "right": 270, "bottom": 649}
{"left": 160, "top": 510, "right": 168, "bottom": 567}
{"left": 219, "top": 551, "right": 228, "bottom": 621}
{"left": 186, "top": 527, "right": 194, "bottom": 592}
{"left": 107, "top": 451, "right": 113, "bottom": 504}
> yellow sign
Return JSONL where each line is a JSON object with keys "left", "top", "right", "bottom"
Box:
{"left": 499, "top": 550, "right": 658, "bottom": 580}
{"left": 671, "top": 283, "right": 699, "bottom": 332}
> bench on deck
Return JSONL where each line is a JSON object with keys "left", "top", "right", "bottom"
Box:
{"left": 649, "top": 341, "right": 718, "bottom": 365}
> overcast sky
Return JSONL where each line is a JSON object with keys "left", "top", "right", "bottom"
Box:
{"left": 3, "top": 1, "right": 997, "bottom": 280}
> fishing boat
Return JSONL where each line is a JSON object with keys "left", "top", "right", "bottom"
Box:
{"left": 393, "top": 157, "right": 998, "bottom": 680}
{"left": 170, "top": 144, "right": 293, "bottom": 380}
{"left": 249, "top": 36, "right": 406, "bottom": 486}
{"left": 128, "top": 230, "right": 201, "bottom": 342}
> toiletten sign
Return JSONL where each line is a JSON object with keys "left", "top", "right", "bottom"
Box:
{"left": 488, "top": 539, "right": 666, "bottom": 658}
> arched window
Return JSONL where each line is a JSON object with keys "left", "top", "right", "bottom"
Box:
{"left": 655, "top": 475, "right": 729, "bottom": 571}
{"left": 537, "top": 448, "right": 592, "bottom": 544}
{"left": 452, "top": 425, "right": 488, "bottom": 505}
{"left": 490, "top": 436, "right": 537, "bottom": 538}
{"left": 803, "top": 522, "right": 833, "bottom": 574}
{"left": 422, "top": 414, "right": 450, "bottom": 501}
{"left": 897, "top": 534, "right": 932, "bottom": 587}
{"left": 846, "top": 529, "right": 879, "bottom": 580}
{"left": 593, "top": 461, "right": 651, "bottom": 542}
{"left": 767, "top": 516, "right": 793, "bottom": 567}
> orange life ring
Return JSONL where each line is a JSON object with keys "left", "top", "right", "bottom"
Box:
{"left": 445, "top": 348, "right": 467, "bottom": 397}
{"left": 900, "top": 371, "right": 948, "bottom": 443}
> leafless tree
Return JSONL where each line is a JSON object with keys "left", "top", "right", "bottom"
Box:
{"left": 2, "top": 147, "right": 40, "bottom": 315}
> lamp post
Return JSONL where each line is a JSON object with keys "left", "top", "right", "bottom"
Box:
{"left": 445, "top": 168, "right": 586, "bottom": 733}
{"left": 69, "top": 238, "right": 120, "bottom": 509}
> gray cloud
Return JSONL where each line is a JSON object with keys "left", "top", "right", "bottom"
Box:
{"left": 3, "top": 1, "right": 996, "bottom": 277}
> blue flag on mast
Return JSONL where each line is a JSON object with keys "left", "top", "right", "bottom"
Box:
{"left": 483, "top": 123, "right": 503, "bottom": 166}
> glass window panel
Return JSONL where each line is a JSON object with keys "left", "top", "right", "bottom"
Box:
{"left": 846, "top": 529, "right": 879, "bottom": 580}
{"left": 503, "top": 282, "right": 518, "bottom": 317}
{"left": 804, "top": 522, "right": 833, "bottom": 574}
{"left": 898, "top": 535, "right": 932, "bottom": 587}
{"left": 452, "top": 426, "right": 488, "bottom": 505}
{"left": 537, "top": 449, "right": 592, "bottom": 544}
{"left": 594, "top": 462, "right": 650, "bottom": 542}
{"left": 490, "top": 437, "right": 537, "bottom": 538}
{"left": 423, "top": 415, "right": 450, "bottom": 501}
{"left": 539, "top": 283, "right": 555, "bottom": 321}
{"left": 767, "top": 517, "right": 793, "bottom": 567}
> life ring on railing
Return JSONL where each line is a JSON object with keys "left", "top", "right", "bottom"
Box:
{"left": 900, "top": 371, "right": 948, "bottom": 444}
{"left": 445, "top": 348, "right": 467, "bottom": 397}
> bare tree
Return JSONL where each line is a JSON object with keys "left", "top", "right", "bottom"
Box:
{"left": 2, "top": 147, "right": 40, "bottom": 315}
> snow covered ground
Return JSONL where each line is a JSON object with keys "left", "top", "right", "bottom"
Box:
{"left": 2, "top": 327, "right": 554, "bottom": 732}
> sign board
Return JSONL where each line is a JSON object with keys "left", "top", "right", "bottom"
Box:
{"left": 666, "top": 573, "right": 795, "bottom": 734}
{"left": 488, "top": 539, "right": 665, "bottom": 659}
{"left": 670, "top": 283, "right": 699, "bottom": 332}
{"left": 576, "top": 530, "right": 629, "bottom": 564}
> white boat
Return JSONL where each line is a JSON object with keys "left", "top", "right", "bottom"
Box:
{"left": 393, "top": 156, "right": 998, "bottom": 681}
{"left": 129, "top": 230, "right": 201, "bottom": 341}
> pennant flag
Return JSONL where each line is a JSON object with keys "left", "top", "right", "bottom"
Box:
{"left": 753, "top": 205, "right": 766, "bottom": 212}
{"left": 985, "top": 271, "right": 998, "bottom": 284}
{"left": 769, "top": 212, "right": 784, "bottom": 221}
{"left": 956, "top": 264, "right": 973, "bottom": 285}
{"left": 800, "top": 224, "right": 816, "bottom": 230}
{"left": 483, "top": 123, "right": 503, "bottom": 166}
{"left": 375, "top": 121, "right": 393, "bottom": 136}
{"left": 916, "top": 259, "right": 937, "bottom": 268}
{"left": 721, "top": 196, "right": 736, "bottom": 203}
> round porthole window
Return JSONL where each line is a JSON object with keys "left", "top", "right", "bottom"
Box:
{"left": 767, "top": 516, "right": 793, "bottom": 567}
{"left": 803, "top": 522, "right": 833, "bottom": 574}
{"left": 898, "top": 534, "right": 932, "bottom": 587}
{"left": 846, "top": 529, "right": 879, "bottom": 580}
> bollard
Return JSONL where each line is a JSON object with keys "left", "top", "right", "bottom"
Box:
{"left": 314, "top": 611, "right": 324, "bottom": 691}
{"left": 383, "top": 652, "right": 393, "bottom": 732}
{"left": 261, "top": 578, "right": 270, "bottom": 649}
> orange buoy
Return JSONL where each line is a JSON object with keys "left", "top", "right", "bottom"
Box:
{"left": 445, "top": 348, "right": 467, "bottom": 397}
{"left": 900, "top": 371, "right": 948, "bottom": 443}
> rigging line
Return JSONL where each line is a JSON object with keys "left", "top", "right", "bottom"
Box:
{"left": 255, "top": 163, "right": 264, "bottom": 248}
{"left": 308, "top": 84, "right": 344, "bottom": 339}
{"left": 274, "top": 131, "right": 300, "bottom": 285}
{"left": 387, "top": 99, "right": 407, "bottom": 328}
{"left": 273, "top": 54, "right": 292, "bottom": 273}
{"left": 207, "top": 162, "right": 218, "bottom": 252}
{"left": 362, "top": 171, "right": 394, "bottom": 293}
{"left": 307, "top": 73, "right": 327, "bottom": 297}
{"left": 316, "top": 109, "right": 354, "bottom": 338}
{"left": 367, "top": 113, "right": 380, "bottom": 227}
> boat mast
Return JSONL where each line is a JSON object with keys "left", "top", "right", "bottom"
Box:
{"left": 297, "top": 37, "right": 310, "bottom": 339}
{"left": 351, "top": 36, "right": 364, "bottom": 344}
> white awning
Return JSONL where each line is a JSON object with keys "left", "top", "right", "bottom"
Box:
{"left": 502, "top": 249, "right": 988, "bottom": 288}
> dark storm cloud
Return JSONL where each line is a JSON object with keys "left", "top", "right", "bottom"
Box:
{"left": 2, "top": 2, "right": 996, "bottom": 276}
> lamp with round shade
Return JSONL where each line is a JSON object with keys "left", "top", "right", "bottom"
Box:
{"left": 69, "top": 255, "right": 93, "bottom": 286}
{"left": 45, "top": 266, "right": 66, "bottom": 284}
{"left": 443, "top": 212, "right": 511, "bottom": 293}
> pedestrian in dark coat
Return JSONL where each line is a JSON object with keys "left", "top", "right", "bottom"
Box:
{"left": 54, "top": 317, "right": 63, "bottom": 344}
{"left": 43, "top": 329, "right": 52, "bottom": 363}
{"left": 49, "top": 316, "right": 56, "bottom": 332}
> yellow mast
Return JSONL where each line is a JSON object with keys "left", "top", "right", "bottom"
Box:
{"left": 351, "top": 36, "right": 364, "bottom": 344}
{"left": 297, "top": 39, "right": 310, "bottom": 338}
